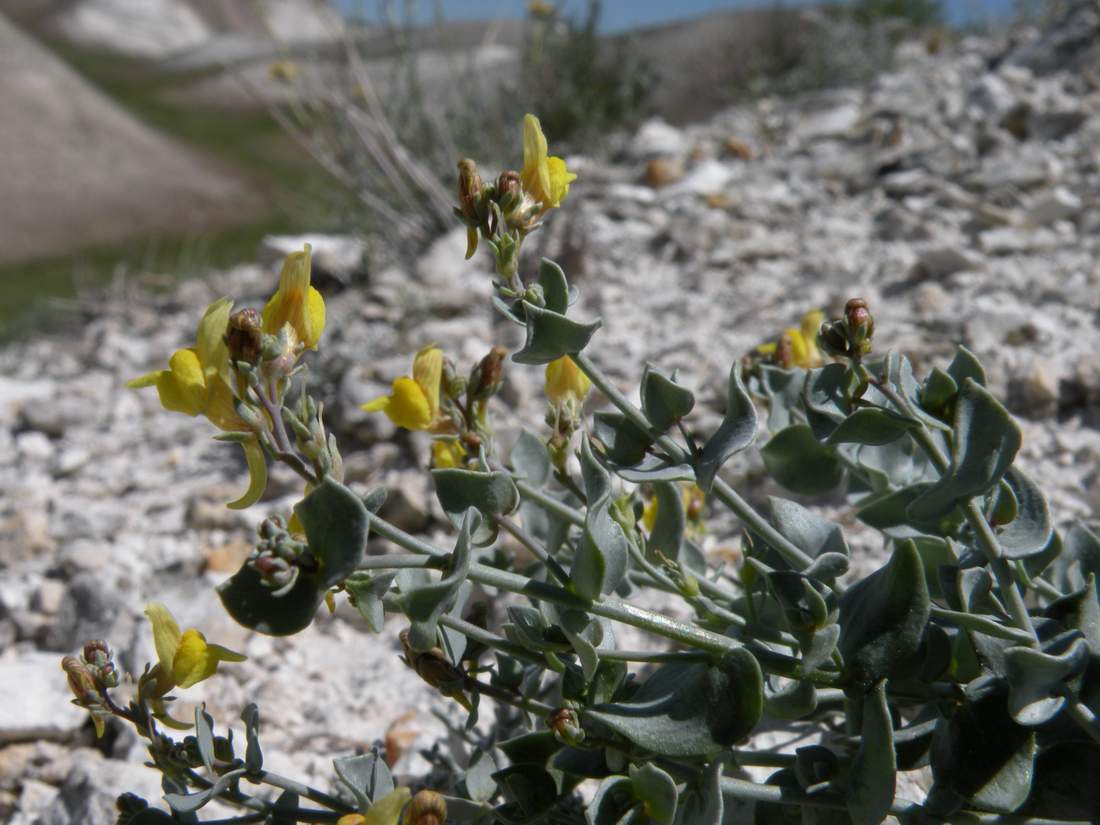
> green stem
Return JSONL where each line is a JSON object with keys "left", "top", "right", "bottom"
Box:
{"left": 357, "top": 554, "right": 436, "bottom": 570}
{"left": 514, "top": 478, "right": 585, "bottom": 527}
{"left": 1057, "top": 687, "right": 1100, "bottom": 749}
{"left": 249, "top": 770, "right": 354, "bottom": 814}
{"left": 930, "top": 605, "right": 1035, "bottom": 645}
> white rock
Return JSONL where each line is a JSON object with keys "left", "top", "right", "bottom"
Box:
{"left": 1025, "top": 187, "right": 1082, "bottom": 226}
{"left": 800, "top": 101, "right": 861, "bottom": 140}
{"left": 0, "top": 652, "right": 85, "bottom": 744}
{"left": 911, "top": 246, "right": 981, "bottom": 280}
{"left": 630, "top": 118, "right": 689, "bottom": 159}
{"left": 665, "top": 159, "right": 739, "bottom": 197}
{"left": 56, "top": 0, "right": 211, "bottom": 59}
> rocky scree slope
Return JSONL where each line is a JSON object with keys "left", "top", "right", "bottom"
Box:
{"left": 2, "top": 11, "right": 1100, "bottom": 823}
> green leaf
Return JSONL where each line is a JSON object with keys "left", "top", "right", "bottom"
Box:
{"left": 402, "top": 509, "right": 476, "bottom": 651}
{"left": 769, "top": 497, "right": 849, "bottom": 562}
{"left": 511, "top": 430, "right": 551, "bottom": 487}
{"left": 165, "top": 768, "right": 246, "bottom": 813}
{"left": 493, "top": 764, "right": 559, "bottom": 819}
{"left": 217, "top": 478, "right": 369, "bottom": 635}
{"left": 583, "top": 649, "right": 762, "bottom": 758}
{"left": 765, "top": 677, "right": 818, "bottom": 720}
{"left": 512, "top": 301, "right": 601, "bottom": 365}
{"left": 538, "top": 258, "right": 570, "bottom": 314}
{"left": 344, "top": 572, "right": 397, "bottom": 633}
{"left": 996, "top": 468, "right": 1052, "bottom": 560}
{"left": 194, "top": 706, "right": 216, "bottom": 773}
{"left": 673, "top": 759, "right": 723, "bottom": 825}
{"left": 804, "top": 363, "right": 856, "bottom": 425}
{"left": 946, "top": 345, "right": 986, "bottom": 389}
{"left": 334, "top": 747, "right": 394, "bottom": 809}
{"left": 761, "top": 425, "right": 843, "bottom": 496}
{"left": 641, "top": 364, "right": 695, "bottom": 433}
{"left": 695, "top": 362, "right": 757, "bottom": 492}
{"left": 571, "top": 438, "right": 629, "bottom": 601}
{"left": 847, "top": 680, "right": 896, "bottom": 825}
{"left": 612, "top": 455, "right": 696, "bottom": 483}
{"left": 270, "top": 790, "right": 299, "bottom": 825}
{"left": 758, "top": 365, "right": 805, "bottom": 432}
{"left": 928, "top": 680, "right": 1036, "bottom": 815}
{"left": 921, "top": 367, "right": 958, "bottom": 417}
{"left": 462, "top": 749, "right": 499, "bottom": 804}
{"left": 648, "top": 482, "right": 685, "bottom": 564}
{"left": 630, "top": 763, "right": 678, "bottom": 825}
{"left": 1004, "top": 636, "right": 1089, "bottom": 726}
{"left": 432, "top": 468, "right": 519, "bottom": 545}
{"left": 838, "top": 540, "right": 930, "bottom": 686}
{"left": 588, "top": 776, "right": 636, "bottom": 825}
{"left": 857, "top": 484, "right": 963, "bottom": 539}
{"left": 908, "top": 379, "right": 1022, "bottom": 521}
{"left": 593, "top": 411, "right": 653, "bottom": 467}
{"left": 241, "top": 703, "right": 263, "bottom": 773}
{"left": 826, "top": 407, "right": 918, "bottom": 446}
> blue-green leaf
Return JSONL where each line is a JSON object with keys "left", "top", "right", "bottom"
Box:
{"left": 826, "top": 407, "right": 918, "bottom": 446}
{"left": 334, "top": 746, "right": 394, "bottom": 809}
{"left": 432, "top": 468, "right": 519, "bottom": 545}
{"left": 512, "top": 301, "right": 601, "bottom": 365}
{"left": 908, "top": 379, "right": 1021, "bottom": 521}
{"left": 847, "top": 680, "right": 896, "bottom": 825}
{"left": 583, "top": 649, "right": 762, "bottom": 757}
{"left": 511, "top": 430, "right": 551, "bottom": 487}
{"left": 630, "top": 763, "right": 678, "bottom": 825}
{"left": 571, "top": 438, "right": 629, "bottom": 601}
{"left": 403, "top": 508, "right": 476, "bottom": 651}
{"left": 838, "top": 540, "right": 930, "bottom": 686}
{"left": 1004, "top": 636, "right": 1089, "bottom": 726}
{"left": 695, "top": 362, "right": 757, "bottom": 492}
{"left": 997, "top": 468, "right": 1052, "bottom": 560}
{"left": 641, "top": 364, "right": 695, "bottom": 433}
{"left": 761, "top": 425, "right": 843, "bottom": 496}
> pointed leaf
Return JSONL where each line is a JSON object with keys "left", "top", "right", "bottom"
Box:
{"left": 571, "top": 438, "right": 628, "bottom": 600}
{"left": 641, "top": 364, "right": 695, "bottom": 433}
{"left": 512, "top": 301, "right": 601, "bottom": 365}
{"left": 847, "top": 680, "right": 896, "bottom": 825}
{"left": 696, "top": 362, "right": 757, "bottom": 492}
{"left": 761, "top": 425, "right": 843, "bottom": 496}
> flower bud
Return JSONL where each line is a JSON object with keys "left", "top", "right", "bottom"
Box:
{"left": 844, "top": 297, "right": 874, "bottom": 357}
{"left": 457, "top": 159, "right": 484, "bottom": 224}
{"left": 226, "top": 308, "right": 264, "bottom": 365}
{"left": 496, "top": 170, "right": 522, "bottom": 213}
{"left": 83, "top": 639, "right": 111, "bottom": 666}
{"left": 406, "top": 790, "right": 447, "bottom": 825}
{"left": 62, "top": 656, "right": 99, "bottom": 703}
{"left": 548, "top": 706, "right": 585, "bottom": 746}
{"left": 468, "top": 346, "right": 507, "bottom": 402}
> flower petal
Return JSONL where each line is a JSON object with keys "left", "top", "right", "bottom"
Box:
{"left": 545, "top": 155, "right": 576, "bottom": 207}
{"left": 431, "top": 439, "right": 466, "bottom": 469}
{"left": 144, "top": 602, "right": 182, "bottom": 677}
{"left": 202, "top": 376, "right": 250, "bottom": 432}
{"left": 521, "top": 113, "right": 551, "bottom": 207}
{"left": 361, "top": 395, "right": 391, "bottom": 413}
{"left": 127, "top": 370, "right": 162, "bottom": 389}
{"left": 385, "top": 377, "right": 434, "bottom": 430}
{"left": 157, "top": 349, "right": 208, "bottom": 416}
{"left": 173, "top": 628, "right": 218, "bottom": 688}
{"left": 412, "top": 345, "right": 443, "bottom": 421}
{"left": 226, "top": 438, "right": 268, "bottom": 510}
{"left": 544, "top": 355, "right": 589, "bottom": 405}
{"left": 263, "top": 245, "right": 320, "bottom": 348}
{"left": 195, "top": 297, "right": 233, "bottom": 381}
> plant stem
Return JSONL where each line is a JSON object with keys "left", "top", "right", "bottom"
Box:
{"left": 514, "top": 478, "right": 584, "bottom": 527}
{"left": 249, "top": 770, "right": 354, "bottom": 813}
{"left": 929, "top": 605, "right": 1035, "bottom": 645}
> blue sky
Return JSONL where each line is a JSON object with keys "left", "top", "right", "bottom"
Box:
{"left": 335, "top": 0, "right": 1020, "bottom": 30}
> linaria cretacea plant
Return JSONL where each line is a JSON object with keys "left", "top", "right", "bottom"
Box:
{"left": 65, "top": 113, "right": 1100, "bottom": 825}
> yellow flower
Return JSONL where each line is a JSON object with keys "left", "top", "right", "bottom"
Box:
{"left": 362, "top": 345, "right": 444, "bottom": 431}
{"left": 144, "top": 602, "right": 245, "bottom": 698}
{"left": 544, "top": 355, "right": 590, "bottom": 406}
{"left": 520, "top": 114, "right": 577, "bottom": 214}
{"left": 262, "top": 244, "right": 326, "bottom": 350}
{"left": 432, "top": 439, "right": 466, "bottom": 469}
{"left": 756, "top": 309, "right": 824, "bottom": 370}
{"left": 128, "top": 297, "right": 250, "bottom": 432}
{"left": 336, "top": 788, "right": 412, "bottom": 825}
